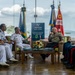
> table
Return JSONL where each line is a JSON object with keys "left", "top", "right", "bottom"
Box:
{"left": 21, "top": 48, "right": 55, "bottom": 64}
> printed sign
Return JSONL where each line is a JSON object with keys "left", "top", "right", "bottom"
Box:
{"left": 31, "top": 23, "right": 45, "bottom": 41}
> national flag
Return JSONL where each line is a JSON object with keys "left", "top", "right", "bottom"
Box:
{"left": 19, "top": 11, "right": 27, "bottom": 38}
{"left": 49, "top": 1, "right": 56, "bottom": 31}
{"left": 55, "top": 3, "right": 64, "bottom": 35}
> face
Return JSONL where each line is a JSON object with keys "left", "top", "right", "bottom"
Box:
{"left": 15, "top": 28, "right": 20, "bottom": 34}
{"left": 2, "top": 25, "right": 6, "bottom": 31}
{"left": 52, "top": 27, "right": 57, "bottom": 33}
{"left": 67, "top": 37, "right": 71, "bottom": 41}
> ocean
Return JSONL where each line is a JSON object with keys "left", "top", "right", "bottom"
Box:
{"left": 5, "top": 27, "right": 75, "bottom": 40}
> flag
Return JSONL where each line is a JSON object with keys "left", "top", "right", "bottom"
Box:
{"left": 55, "top": 3, "right": 64, "bottom": 35}
{"left": 19, "top": 11, "right": 27, "bottom": 38}
{"left": 49, "top": 2, "right": 56, "bottom": 31}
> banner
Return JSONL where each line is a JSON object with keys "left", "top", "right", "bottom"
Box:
{"left": 49, "top": 1, "right": 56, "bottom": 31}
{"left": 19, "top": 11, "right": 27, "bottom": 38}
{"left": 31, "top": 23, "right": 45, "bottom": 41}
{"left": 56, "top": 3, "right": 64, "bottom": 35}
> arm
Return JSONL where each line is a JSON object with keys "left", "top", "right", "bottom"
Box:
{"left": 59, "top": 33, "right": 64, "bottom": 43}
{"left": 0, "top": 40, "right": 4, "bottom": 45}
{"left": 0, "top": 33, "right": 7, "bottom": 44}
{"left": 23, "top": 35, "right": 30, "bottom": 44}
{"left": 10, "top": 34, "right": 16, "bottom": 44}
{"left": 23, "top": 35, "right": 30, "bottom": 41}
{"left": 48, "top": 32, "right": 54, "bottom": 42}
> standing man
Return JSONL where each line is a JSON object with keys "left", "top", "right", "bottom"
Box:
{"left": 0, "top": 23, "right": 18, "bottom": 66}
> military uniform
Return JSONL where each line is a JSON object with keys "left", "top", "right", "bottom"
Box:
{"left": 0, "top": 29, "right": 14, "bottom": 63}
{"left": 11, "top": 33, "right": 34, "bottom": 58}
{"left": 48, "top": 32, "right": 63, "bottom": 42}
{"left": 11, "top": 33, "right": 31, "bottom": 50}
{"left": 0, "top": 45, "right": 6, "bottom": 63}
{"left": 41, "top": 32, "right": 63, "bottom": 60}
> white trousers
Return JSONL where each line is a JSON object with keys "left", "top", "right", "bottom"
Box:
{"left": 4, "top": 44, "right": 13, "bottom": 59}
{"left": 0, "top": 45, "right": 6, "bottom": 63}
{"left": 16, "top": 43, "right": 31, "bottom": 50}
{"left": 0, "top": 44, "right": 13, "bottom": 63}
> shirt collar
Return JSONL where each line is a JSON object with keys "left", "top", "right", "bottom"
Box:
{"left": 0, "top": 29, "right": 5, "bottom": 34}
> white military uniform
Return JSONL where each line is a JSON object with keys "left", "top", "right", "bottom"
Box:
{"left": 11, "top": 33, "right": 31, "bottom": 50}
{"left": 0, "top": 29, "right": 13, "bottom": 63}
{"left": 0, "top": 45, "right": 6, "bottom": 63}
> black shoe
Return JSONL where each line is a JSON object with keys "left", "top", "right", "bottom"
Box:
{"left": 63, "top": 61, "right": 69, "bottom": 65}
{"left": 61, "top": 58, "right": 66, "bottom": 62}
{"left": 45, "top": 54, "right": 50, "bottom": 57}
{"left": 66, "top": 64, "right": 74, "bottom": 69}
{"left": 41, "top": 54, "right": 46, "bottom": 61}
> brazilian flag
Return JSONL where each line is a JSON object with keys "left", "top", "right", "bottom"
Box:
{"left": 19, "top": 12, "right": 27, "bottom": 38}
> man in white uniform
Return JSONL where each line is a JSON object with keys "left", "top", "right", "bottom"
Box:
{"left": 0, "top": 24, "right": 18, "bottom": 66}
{"left": 11, "top": 27, "right": 34, "bottom": 58}
{"left": 0, "top": 44, "right": 9, "bottom": 66}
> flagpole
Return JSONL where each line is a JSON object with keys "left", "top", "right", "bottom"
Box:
{"left": 53, "top": 0, "right": 54, "bottom": 5}
{"left": 13, "top": 0, "right": 15, "bottom": 26}
{"left": 58, "top": 0, "right": 60, "bottom": 8}
{"left": 22, "top": 0, "right": 26, "bottom": 32}
{"left": 23, "top": 0, "right": 25, "bottom": 4}
{"left": 21, "top": 0, "right": 27, "bottom": 37}
{"left": 34, "top": 0, "right": 37, "bottom": 23}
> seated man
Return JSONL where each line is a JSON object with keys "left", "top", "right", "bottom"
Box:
{"left": 11, "top": 27, "right": 34, "bottom": 58}
{"left": 61, "top": 36, "right": 72, "bottom": 63}
{"left": 0, "top": 41, "right": 9, "bottom": 66}
{"left": 41, "top": 27, "right": 63, "bottom": 60}
{"left": 61, "top": 37, "right": 75, "bottom": 69}
{"left": 0, "top": 23, "right": 18, "bottom": 66}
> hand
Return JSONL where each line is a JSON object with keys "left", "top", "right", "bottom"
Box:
{"left": 50, "top": 32, "right": 53, "bottom": 35}
{"left": 26, "top": 35, "right": 30, "bottom": 40}
{"left": 0, "top": 40, "right": 4, "bottom": 45}
{"left": 28, "top": 35, "right": 30, "bottom": 39}
{"left": 59, "top": 41, "right": 63, "bottom": 44}
{"left": 7, "top": 41, "right": 12, "bottom": 44}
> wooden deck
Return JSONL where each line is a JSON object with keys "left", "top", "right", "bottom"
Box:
{"left": 0, "top": 54, "right": 75, "bottom": 75}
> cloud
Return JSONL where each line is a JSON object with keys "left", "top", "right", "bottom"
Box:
{"left": 0, "top": 11, "right": 2, "bottom": 16}
{"left": 1, "top": 4, "right": 21, "bottom": 16}
{"left": 0, "top": 5, "right": 57, "bottom": 18}
{"left": 27, "top": 7, "right": 50, "bottom": 17}
{"left": 62, "top": 7, "right": 75, "bottom": 18}
{"left": 33, "top": 7, "right": 49, "bottom": 16}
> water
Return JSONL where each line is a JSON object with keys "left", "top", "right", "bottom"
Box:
{"left": 5, "top": 27, "right": 75, "bottom": 39}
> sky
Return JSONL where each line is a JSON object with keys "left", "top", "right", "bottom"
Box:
{"left": 0, "top": 0, "right": 75, "bottom": 37}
